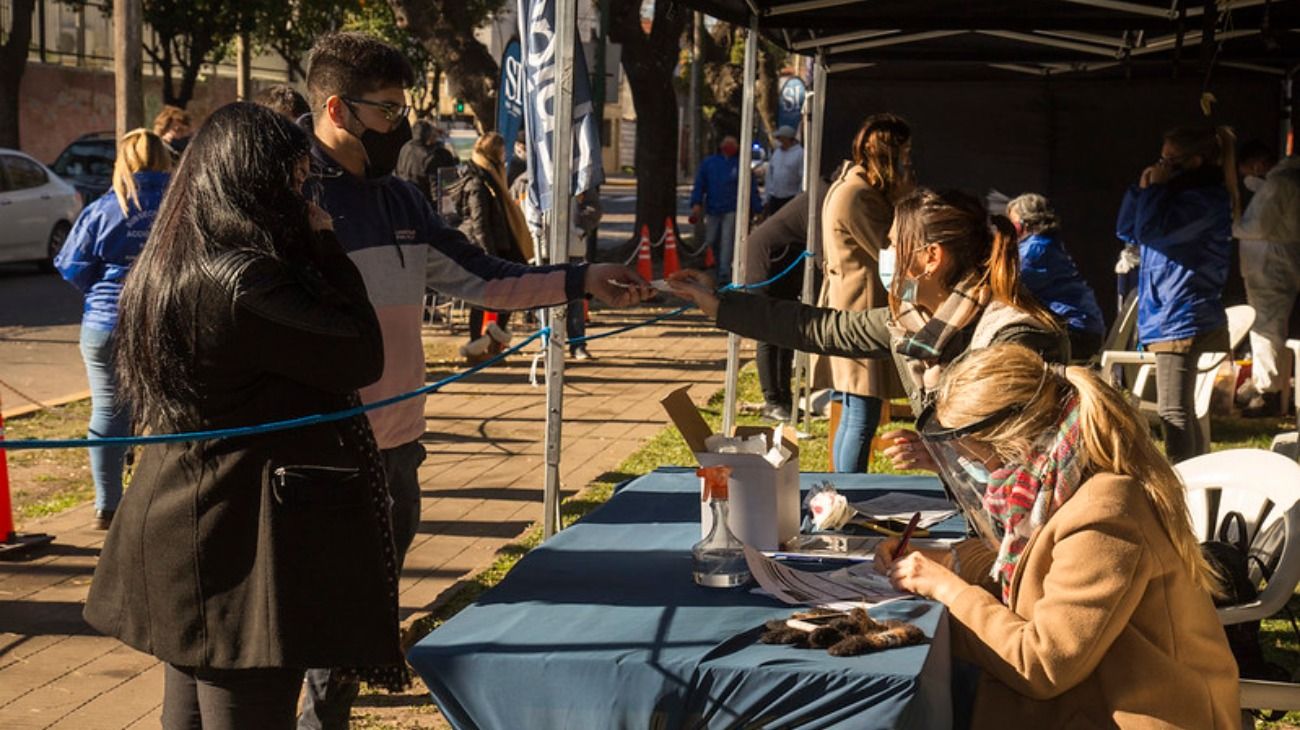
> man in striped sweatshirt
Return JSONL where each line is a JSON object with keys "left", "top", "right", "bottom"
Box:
{"left": 299, "top": 32, "right": 652, "bottom": 729}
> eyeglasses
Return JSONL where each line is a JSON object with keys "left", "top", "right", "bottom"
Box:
{"left": 339, "top": 97, "right": 411, "bottom": 124}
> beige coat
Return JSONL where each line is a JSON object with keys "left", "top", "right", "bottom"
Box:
{"left": 812, "top": 164, "right": 896, "bottom": 397}
{"left": 949, "top": 472, "right": 1239, "bottom": 729}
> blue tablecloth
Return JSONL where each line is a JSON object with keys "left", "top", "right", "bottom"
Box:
{"left": 408, "top": 469, "right": 965, "bottom": 730}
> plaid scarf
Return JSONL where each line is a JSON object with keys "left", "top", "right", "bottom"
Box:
{"left": 888, "top": 272, "right": 991, "bottom": 393}
{"left": 982, "top": 393, "right": 1084, "bottom": 605}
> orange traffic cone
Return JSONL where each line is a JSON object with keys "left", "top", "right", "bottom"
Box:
{"left": 703, "top": 243, "right": 716, "bottom": 269}
{"left": 636, "top": 225, "right": 653, "bottom": 281}
{"left": 0, "top": 394, "right": 53, "bottom": 558}
{"left": 662, "top": 217, "right": 681, "bottom": 277}
{"left": 478, "top": 310, "right": 498, "bottom": 338}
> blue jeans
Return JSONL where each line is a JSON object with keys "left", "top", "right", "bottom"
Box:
{"left": 705, "top": 212, "right": 737, "bottom": 285}
{"left": 80, "top": 326, "right": 131, "bottom": 512}
{"left": 833, "top": 393, "right": 882, "bottom": 474}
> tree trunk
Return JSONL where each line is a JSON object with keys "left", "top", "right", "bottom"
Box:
{"left": 0, "top": 0, "right": 37, "bottom": 149}
{"left": 386, "top": 0, "right": 501, "bottom": 131}
{"left": 626, "top": 69, "right": 678, "bottom": 244}
{"left": 609, "top": 0, "right": 687, "bottom": 244}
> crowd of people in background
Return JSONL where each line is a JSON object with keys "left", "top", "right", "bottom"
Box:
{"left": 39, "top": 20, "right": 1297, "bottom": 725}
{"left": 53, "top": 31, "right": 653, "bottom": 730}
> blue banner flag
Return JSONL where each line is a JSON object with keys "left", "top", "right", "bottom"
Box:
{"left": 517, "top": 0, "right": 604, "bottom": 211}
{"left": 497, "top": 38, "right": 525, "bottom": 166}
{"left": 777, "top": 76, "right": 806, "bottom": 136}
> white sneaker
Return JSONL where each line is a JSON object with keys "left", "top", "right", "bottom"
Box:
{"left": 486, "top": 321, "right": 513, "bottom": 346}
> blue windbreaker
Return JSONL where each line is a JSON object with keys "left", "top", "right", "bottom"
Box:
{"left": 1018, "top": 231, "right": 1105, "bottom": 336}
{"left": 55, "top": 171, "right": 169, "bottom": 331}
{"left": 690, "top": 153, "right": 761, "bottom": 216}
{"left": 1115, "top": 172, "right": 1231, "bottom": 345}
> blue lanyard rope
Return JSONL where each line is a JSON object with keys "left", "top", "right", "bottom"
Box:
{"left": 0, "top": 248, "right": 814, "bottom": 450}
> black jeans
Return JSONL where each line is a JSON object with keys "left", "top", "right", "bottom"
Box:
{"left": 468, "top": 308, "right": 513, "bottom": 343}
{"left": 298, "top": 440, "right": 427, "bottom": 730}
{"left": 163, "top": 664, "right": 304, "bottom": 730}
{"left": 1153, "top": 328, "right": 1229, "bottom": 464}
{"left": 756, "top": 246, "right": 807, "bottom": 408}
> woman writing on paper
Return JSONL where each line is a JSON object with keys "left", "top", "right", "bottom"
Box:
{"left": 874, "top": 343, "right": 1237, "bottom": 727}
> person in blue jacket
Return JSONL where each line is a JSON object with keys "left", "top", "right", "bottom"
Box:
{"left": 55, "top": 129, "right": 171, "bottom": 529}
{"left": 1116, "top": 125, "right": 1238, "bottom": 463}
{"left": 689, "top": 135, "right": 762, "bottom": 285}
{"left": 1006, "top": 193, "right": 1106, "bottom": 362}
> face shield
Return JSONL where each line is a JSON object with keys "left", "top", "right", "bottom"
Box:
{"left": 916, "top": 403, "right": 1021, "bottom": 548}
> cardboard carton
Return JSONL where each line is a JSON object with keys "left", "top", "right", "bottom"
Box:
{"left": 660, "top": 386, "right": 800, "bottom": 550}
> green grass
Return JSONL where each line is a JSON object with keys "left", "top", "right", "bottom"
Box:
{"left": 4, "top": 399, "right": 97, "bottom": 523}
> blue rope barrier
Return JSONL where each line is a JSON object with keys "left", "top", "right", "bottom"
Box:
{"left": 567, "top": 306, "right": 692, "bottom": 345}
{"left": 0, "top": 328, "right": 550, "bottom": 451}
{"left": 722, "top": 249, "right": 812, "bottom": 292}
{"left": 0, "top": 248, "right": 815, "bottom": 451}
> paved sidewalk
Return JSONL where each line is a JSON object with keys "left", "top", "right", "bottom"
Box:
{"left": 0, "top": 305, "right": 739, "bottom": 729}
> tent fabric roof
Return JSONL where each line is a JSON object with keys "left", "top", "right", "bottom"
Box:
{"left": 679, "top": 0, "right": 1300, "bottom": 76}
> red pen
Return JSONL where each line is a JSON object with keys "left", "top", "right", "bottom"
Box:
{"left": 892, "top": 512, "right": 923, "bottom": 560}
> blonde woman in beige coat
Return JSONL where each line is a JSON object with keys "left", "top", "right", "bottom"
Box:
{"left": 876, "top": 343, "right": 1239, "bottom": 728}
{"left": 818, "top": 113, "right": 913, "bottom": 472}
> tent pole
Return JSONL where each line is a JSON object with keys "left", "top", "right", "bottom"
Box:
{"left": 794, "top": 49, "right": 826, "bottom": 433}
{"left": 543, "top": 0, "right": 577, "bottom": 539}
{"left": 722, "top": 15, "right": 759, "bottom": 438}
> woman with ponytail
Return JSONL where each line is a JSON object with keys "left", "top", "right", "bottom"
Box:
{"left": 669, "top": 187, "right": 1067, "bottom": 470}
{"left": 873, "top": 343, "right": 1237, "bottom": 727}
{"left": 55, "top": 129, "right": 172, "bottom": 530}
{"left": 815, "top": 113, "right": 912, "bottom": 473}
{"left": 1116, "top": 125, "right": 1236, "bottom": 462}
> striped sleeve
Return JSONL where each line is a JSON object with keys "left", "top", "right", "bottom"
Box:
{"left": 425, "top": 211, "right": 587, "bottom": 310}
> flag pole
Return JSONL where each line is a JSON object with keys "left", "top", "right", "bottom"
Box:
{"left": 721, "top": 15, "right": 759, "bottom": 437}
{"left": 542, "top": 0, "right": 577, "bottom": 539}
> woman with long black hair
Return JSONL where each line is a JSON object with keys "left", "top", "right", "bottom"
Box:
{"left": 83, "top": 102, "right": 400, "bottom": 728}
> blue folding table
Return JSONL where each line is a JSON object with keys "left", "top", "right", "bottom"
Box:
{"left": 408, "top": 468, "right": 966, "bottom": 729}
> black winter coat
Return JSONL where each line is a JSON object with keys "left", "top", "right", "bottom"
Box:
{"left": 454, "top": 163, "right": 526, "bottom": 264}
{"left": 83, "top": 230, "right": 401, "bottom": 671}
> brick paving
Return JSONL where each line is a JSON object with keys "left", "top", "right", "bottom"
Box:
{"left": 0, "top": 305, "right": 737, "bottom": 729}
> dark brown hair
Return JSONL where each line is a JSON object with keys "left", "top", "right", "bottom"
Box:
{"left": 152, "top": 105, "right": 192, "bottom": 136}
{"left": 306, "top": 32, "right": 415, "bottom": 112}
{"left": 851, "top": 113, "right": 911, "bottom": 197}
{"left": 254, "top": 84, "right": 310, "bottom": 121}
{"left": 1164, "top": 125, "right": 1240, "bottom": 220}
{"left": 891, "top": 188, "right": 1058, "bottom": 330}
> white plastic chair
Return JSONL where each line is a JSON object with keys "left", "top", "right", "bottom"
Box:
{"left": 1100, "top": 305, "right": 1256, "bottom": 446}
{"left": 1269, "top": 339, "right": 1300, "bottom": 462}
{"left": 1175, "top": 449, "right": 1300, "bottom": 726}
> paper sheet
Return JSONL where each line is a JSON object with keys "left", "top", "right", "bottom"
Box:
{"left": 851, "top": 493, "right": 959, "bottom": 529}
{"left": 743, "top": 546, "right": 909, "bottom": 607}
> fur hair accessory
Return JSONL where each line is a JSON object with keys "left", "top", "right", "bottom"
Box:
{"left": 759, "top": 608, "right": 925, "bottom": 657}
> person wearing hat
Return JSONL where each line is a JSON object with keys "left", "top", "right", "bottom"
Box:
{"left": 765, "top": 125, "right": 804, "bottom": 217}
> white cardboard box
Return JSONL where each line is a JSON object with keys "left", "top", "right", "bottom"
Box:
{"left": 660, "top": 386, "right": 800, "bottom": 550}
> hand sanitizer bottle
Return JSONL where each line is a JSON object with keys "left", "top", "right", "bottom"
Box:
{"left": 692, "top": 466, "right": 751, "bottom": 588}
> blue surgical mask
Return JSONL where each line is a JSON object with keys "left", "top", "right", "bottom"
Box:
{"left": 878, "top": 247, "right": 896, "bottom": 290}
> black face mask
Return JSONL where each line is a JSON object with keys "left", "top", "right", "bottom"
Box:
{"left": 350, "top": 117, "right": 410, "bottom": 179}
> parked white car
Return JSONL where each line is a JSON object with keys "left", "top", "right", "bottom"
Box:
{"left": 0, "top": 149, "right": 82, "bottom": 270}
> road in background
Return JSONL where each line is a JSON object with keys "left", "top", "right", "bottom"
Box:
{"left": 0, "top": 264, "right": 87, "bottom": 416}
